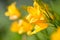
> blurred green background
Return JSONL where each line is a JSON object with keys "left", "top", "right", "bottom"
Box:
{"left": 0, "top": 0, "right": 60, "bottom": 40}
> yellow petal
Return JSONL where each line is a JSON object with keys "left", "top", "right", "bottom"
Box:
{"left": 36, "top": 23, "right": 48, "bottom": 29}
{"left": 30, "top": 18, "right": 38, "bottom": 23}
{"left": 8, "top": 2, "right": 20, "bottom": 16}
{"left": 27, "top": 6, "right": 40, "bottom": 17}
{"left": 31, "top": 25, "right": 42, "bottom": 34}
{"left": 27, "top": 31, "right": 32, "bottom": 36}
{"left": 18, "top": 27, "right": 24, "bottom": 34}
{"left": 5, "top": 2, "right": 20, "bottom": 20}
{"left": 8, "top": 2, "right": 16, "bottom": 13}
{"left": 33, "top": 1, "right": 40, "bottom": 9}
{"left": 18, "top": 20, "right": 33, "bottom": 32}
{"left": 26, "top": 14, "right": 32, "bottom": 22}
{"left": 51, "top": 27, "right": 60, "bottom": 40}
{"left": 10, "top": 21, "right": 20, "bottom": 32}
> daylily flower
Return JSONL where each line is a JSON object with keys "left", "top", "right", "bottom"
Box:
{"left": 5, "top": 2, "right": 20, "bottom": 20}
{"left": 10, "top": 19, "right": 48, "bottom": 36}
{"left": 28, "top": 21, "right": 48, "bottom": 35}
{"left": 26, "top": 13, "right": 46, "bottom": 23}
{"left": 10, "top": 1, "right": 49, "bottom": 36}
{"left": 26, "top": 1, "right": 47, "bottom": 23}
{"left": 10, "top": 19, "right": 33, "bottom": 35}
{"left": 51, "top": 27, "right": 60, "bottom": 40}
{"left": 25, "top": 1, "right": 49, "bottom": 35}
{"left": 10, "top": 21, "right": 20, "bottom": 32}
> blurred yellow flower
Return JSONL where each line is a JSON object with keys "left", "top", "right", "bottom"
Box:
{"left": 10, "top": 19, "right": 48, "bottom": 36}
{"left": 26, "top": 1, "right": 47, "bottom": 23}
{"left": 26, "top": 13, "right": 46, "bottom": 23}
{"left": 30, "top": 20, "right": 48, "bottom": 35}
{"left": 18, "top": 20, "right": 33, "bottom": 34}
{"left": 10, "top": 21, "right": 20, "bottom": 32}
{"left": 9, "top": 1, "right": 49, "bottom": 36}
{"left": 5, "top": 2, "right": 20, "bottom": 20}
{"left": 27, "top": 1, "right": 40, "bottom": 18}
{"left": 10, "top": 19, "right": 33, "bottom": 35}
{"left": 25, "top": 1, "right": 49, "bottom": 35}
{"left": 51, "top": 27, "right": 60, "bottom": 40}
{"left": 28, "top": 23, "right": 48, "bottom": 35}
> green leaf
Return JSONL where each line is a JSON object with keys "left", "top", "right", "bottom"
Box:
{"left": 26, "top": 35, "right": 38, "bottom": 40}
{"left": 46, "top": 26, "right": 56, "bottom": 36}
{"left": 36, "top": 32, "right": 49, "bottom": 40}
{"left": 3, "top": 31, "right": 22, "bottom": 40}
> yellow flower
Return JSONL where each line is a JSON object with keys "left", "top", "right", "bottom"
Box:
{"left": 5, "top": 2, "right": 20, "bottom": 20}
{"left": 27, "top": 1, "right": 40, "bottom": 18}
{"left": 10, "top": 19, "right": 48, "bottom": 36}
{"left": 10, "top": 1, "right": 49, "bottom": 36}
{"left": 28, "top": 22, "right": 48, "bottom": 35}
{"left": 10, "top": 21, "right": 20, "bottom": 32}
{"left": 26, "top": 13, "right": 46, "bottom": 23}
{"left": 25, "top": 1, "right": 48, "bottom": 35}
{"left": 18, "top": 20, "right": 33, "bottom": 34}
{"left": 51, "top": 27, "right": 60, "bottom": 40}
{"left": 26, "top": 1, "right": 47, "bottom": 23}
{"left": 10, "top": 19, "right": 33, "bottom": 35}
